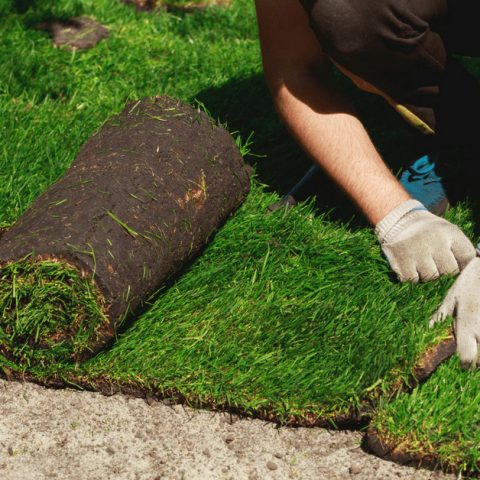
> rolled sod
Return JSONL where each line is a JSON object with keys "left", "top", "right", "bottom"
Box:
{"left": 0, "top": 96, "right": 251, "bottom": 366}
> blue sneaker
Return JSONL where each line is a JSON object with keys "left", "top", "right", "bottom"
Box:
{"left": 400, "top": 154, "right": 449, "bottom": 216}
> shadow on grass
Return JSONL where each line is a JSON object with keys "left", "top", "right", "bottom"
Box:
{"left": 192, "top": 73, "right": 428, "bottom": 227}
{"left": 193, "top": 70, "right": 480, "bottom": 234}
{"left": 9, "top": 0, "right": 84, "bottom": 25}
{"left": 12, "top": 0, "right": 32, "bottom": 13}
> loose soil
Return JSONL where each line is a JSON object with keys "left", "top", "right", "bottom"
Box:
{"left": 0, "top": 378, "right": 456, "bottom": 480}
{"left": 36, "top": 17, "right": 110, "bottom": 51}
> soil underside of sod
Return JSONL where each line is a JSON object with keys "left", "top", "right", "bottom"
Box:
{"left": 36, "top": 16, "right": 110, "bottom": 51}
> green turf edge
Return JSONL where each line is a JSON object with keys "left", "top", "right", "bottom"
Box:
{"left": 368, "top": 356, "right": 480, "bottom": 477}
{"left": 0, "top": 330, "right": 455, "bottom": 429}
{"left": 367, "top": 426, "right": 456, "bottom": 475}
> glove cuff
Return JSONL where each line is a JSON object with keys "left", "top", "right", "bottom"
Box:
{"left": 375, "top": 199, "right": 427, "bottom": 243}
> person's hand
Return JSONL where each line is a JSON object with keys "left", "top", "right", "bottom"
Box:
{"left": 375, "top": 200, "right": 476, "bottom": 283}
{"left": 430, "top": 257, "right": 480, "bottom": 369}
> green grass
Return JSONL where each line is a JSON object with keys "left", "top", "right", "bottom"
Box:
{"left": 372, "top": 358, "right": 480, "bottom": 473}
{"left": 1, "top": 0, "right": 480, "bottom": 472}
{"left": 0, "top": 258, "right": 107, "bottom": 366}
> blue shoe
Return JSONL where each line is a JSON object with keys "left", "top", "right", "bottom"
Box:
{"left": 400, "top": 154, "right": 449, "bottom": 216}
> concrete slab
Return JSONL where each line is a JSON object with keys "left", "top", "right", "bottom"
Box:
{"left": 0, "top": 379, "right": 454, "bottom": 480}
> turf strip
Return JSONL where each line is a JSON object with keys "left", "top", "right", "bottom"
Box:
{"left": 1, "top": 181, "right": 464, "bottom": 426}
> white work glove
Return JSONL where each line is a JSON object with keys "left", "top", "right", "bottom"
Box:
{"left": 430, "top": 256, "right": 480, "bottom": 369}
{"left": 375, "top": 200, "right": 476, "bottom": 283}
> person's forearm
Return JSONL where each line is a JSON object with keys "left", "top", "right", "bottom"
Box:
{"left": 270, "top": 64, "right": 411, "bottom": 225}
{"left": 255, "top": 0, "right": 475, "bottom": 284}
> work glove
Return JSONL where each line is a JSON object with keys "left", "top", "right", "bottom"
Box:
{"left": 430, "top": 256, "right": 480, "bottom": 369}
{"left": 375, "top": 200, "right": 476, "bottom": 283}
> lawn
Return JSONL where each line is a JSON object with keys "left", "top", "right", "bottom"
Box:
{"left": 1, "top": 0, "right": 480, "bottom": 474}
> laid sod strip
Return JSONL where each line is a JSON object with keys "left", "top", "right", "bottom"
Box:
{"left": 0, "top": 95, "right": 250, "bottom": 366}
{"left": 369, "top": 358, "right": 480, "bottom": 474}
{"left": 1, "top": 183, "right": 471, "bottom": 427}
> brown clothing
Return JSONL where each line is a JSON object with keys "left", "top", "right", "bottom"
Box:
{"left": 299, "top": 0, "right": 480, "bottom": 152}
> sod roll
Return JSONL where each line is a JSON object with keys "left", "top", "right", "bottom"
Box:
{"left": 0, "top": 96, "right": 251, "bottom": 366}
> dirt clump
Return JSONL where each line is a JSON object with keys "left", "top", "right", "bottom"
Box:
{"left": 37, "top": 16, "right": 109, "bottom": 51}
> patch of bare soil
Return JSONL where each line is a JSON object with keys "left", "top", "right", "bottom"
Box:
{"left": 36, "top": 16, "right": 109, "bottom": 51}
